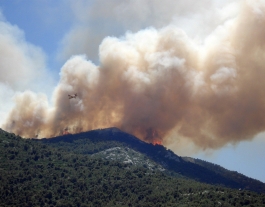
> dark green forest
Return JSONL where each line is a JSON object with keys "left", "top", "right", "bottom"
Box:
{"left": 1, "top": 128, "right": 265, "bottom": 207}
{"left": 37, "top": 128, "right": 265, "bottom": 193}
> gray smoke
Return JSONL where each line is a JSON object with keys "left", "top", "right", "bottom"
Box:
{"left": 2, "top": 1, "right": 265, "bottom": 151}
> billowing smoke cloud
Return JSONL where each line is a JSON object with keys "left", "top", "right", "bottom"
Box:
{"left": 0, "top": 18, "right": 47, "bottom": 90}
{"left": 0, "top": 13, "right": 51, "bottom": 126}
{"left": 2, "top": 0, "right": 265, "bottom": 151}
{"left": 59, "top": 0, "right": 239, "bottom": 63}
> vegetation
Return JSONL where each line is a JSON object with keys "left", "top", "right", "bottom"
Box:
{"left": 183, "top": 157, "right": 265, "bottom": 193}
{"left": 1, "top": 128, "right": 265, "bottom": 206}
{"left": 38, "top": 128, "right": 265, "bottom": 193}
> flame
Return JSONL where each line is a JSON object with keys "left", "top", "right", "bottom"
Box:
{"left": 62, "top": 128, "right": 70, "bottom": 135}
{"left": 152, "top": 140, "right": 162, "bottom": 145}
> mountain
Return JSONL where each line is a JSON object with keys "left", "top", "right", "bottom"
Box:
{"left": 37, "top": 127, "right": 265, "bottom": 193}
{"left": 91, "top": 146, "right": 166, "bottom": 172}
{"left": 1, "top": 127, "right": 265, "bottom": 206}
{"left": 182, "top": 157, "right": 265, "bottom": 193}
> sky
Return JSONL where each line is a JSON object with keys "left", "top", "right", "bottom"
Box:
{"left": 0, "top": 0, "right": 265, "bottom": 183}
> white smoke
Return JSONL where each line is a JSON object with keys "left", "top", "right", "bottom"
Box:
{"left": 0, "top": 13, "right": 50, "bottom": 126}
{"left": 2, "top": 0, "right": 265, "bottom": 153}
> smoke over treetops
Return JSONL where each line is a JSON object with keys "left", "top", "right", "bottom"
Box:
{"left": 2, "top": 1, "right": 265, "bottom": 151}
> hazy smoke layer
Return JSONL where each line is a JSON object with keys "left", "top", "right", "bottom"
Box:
{"left": 3, "top": 1, "right": 265, "bottom": 150}
{"left": 0, "top": 14, "right": 49, "bottom": 126}
{"left": 0, "top": 18, "right": 47, "bottom": 90}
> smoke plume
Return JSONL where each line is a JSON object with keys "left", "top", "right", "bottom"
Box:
{"left": 0, "top": 13, "right": 50, "bottom": 126}
{"left": 2, "top": 1, "right": 265, "bottom": 150}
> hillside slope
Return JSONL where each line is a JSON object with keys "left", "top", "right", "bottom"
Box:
{"left": 37, "top": 127, "right": 265, "bottom": 193}
{"left": 1, "top": 128, "right": 265, "bottom": 206}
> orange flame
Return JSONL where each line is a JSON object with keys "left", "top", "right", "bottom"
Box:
{"left": 152, "top": 140, "right": 162, "bottom": 145}
{"left": 62, "top": 128, "right": 70, "bottom": 135}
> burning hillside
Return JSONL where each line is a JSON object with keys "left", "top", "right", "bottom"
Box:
{"left": 2, "top": 1, "right": 265, "bottom": 151}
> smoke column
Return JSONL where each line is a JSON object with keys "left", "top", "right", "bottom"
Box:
{"left": 2, "top": 1, "right": 265, "bottom": 150}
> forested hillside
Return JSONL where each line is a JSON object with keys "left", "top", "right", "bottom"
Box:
{"left": 38, "top": 128, "right": 265, "bottom": 193}
{"left": 1, "top": 128, "right": 265, "bottom": 207}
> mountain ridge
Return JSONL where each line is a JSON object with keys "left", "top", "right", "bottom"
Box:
{"left": 1, "top": 127, "right": 265, "bottom": 206}
{"left": 35, "top": 127, "right": 265, "bottom": 193}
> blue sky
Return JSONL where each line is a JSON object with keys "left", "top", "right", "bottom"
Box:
{"left": 0, "top": 0, "right": 264, "bottom": 183}
{"left": 0, "top": 1, "right": 74, "bottom": 77}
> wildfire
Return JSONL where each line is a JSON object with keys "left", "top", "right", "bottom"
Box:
{"left": 152, "top": 140, "right": 162, "bottom": 145}
{"left": 62, "top": 128, "right": 70, "bottom": 135}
